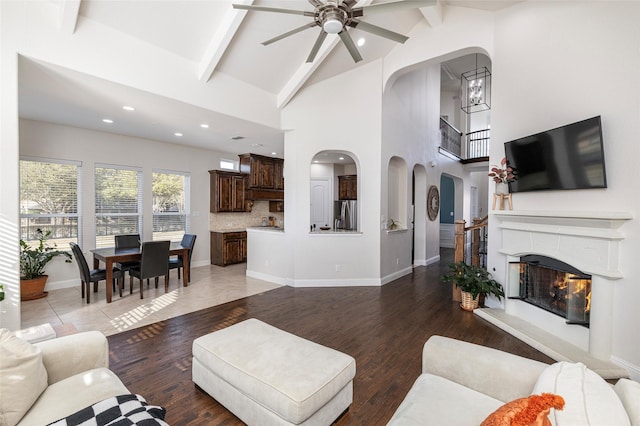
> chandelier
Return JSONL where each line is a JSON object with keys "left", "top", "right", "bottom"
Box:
{"left": 461, "top": 54, "right": 491, "bottom": 114}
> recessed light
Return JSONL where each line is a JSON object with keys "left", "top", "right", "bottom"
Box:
{"left": 200, "top": 124, "right": 209, "bottom": 129}
{"left": 271, "top": 152, "right": 277, "bottom": 155}
{"left": 174, "top": 132, "right": 183, "bottom": 137}
{"left": 122, "top": 106, "right": 135, "bottom": 111}
{"left": 339, "top": 156, "right": 345, "bottom": 160}
{"left": 102, "top": 119, "right": 113, "bottom": 124}
{"left": 357, "top": 38, "right": 365, "bottom": 47}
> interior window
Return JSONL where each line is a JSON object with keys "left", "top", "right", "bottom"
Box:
{"left": 310, "top": 151, "right": 358, "bottom": 232}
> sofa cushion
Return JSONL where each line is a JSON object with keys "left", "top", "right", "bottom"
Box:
{"left": 532, "top": 361, "right": 630, "bottom": 426}
{"left": 17, "top": 367, "right": 129, "bottom": 426}
{"left": 0, "top": 328, "right": 48, "bottom": 426}
{"left": 615, "top": 379, "right": 640, "bottom": 426}
{"left": 387, "top": 374, "right": 504, "bottom": 425}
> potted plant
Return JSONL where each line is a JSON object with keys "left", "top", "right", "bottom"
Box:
{"left": 20, "top": 228, "right": 72, "bottom": 301}
{"left": 488, "top": 157, "right": 516, "bottom": 194}
{"left": 442, "top": 261, "right": 505, "bottom": 311}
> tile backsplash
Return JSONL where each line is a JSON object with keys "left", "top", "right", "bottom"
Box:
{"left": 209, "top": 200, "right": 284, "bottom": 230}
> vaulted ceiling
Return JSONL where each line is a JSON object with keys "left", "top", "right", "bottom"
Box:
{"left": 18, "top": 0, "right": 515, "bottom": 156}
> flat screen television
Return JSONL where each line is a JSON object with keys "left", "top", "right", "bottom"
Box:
{"left": 504, "top": 116, "right": 607, "bottom": 193}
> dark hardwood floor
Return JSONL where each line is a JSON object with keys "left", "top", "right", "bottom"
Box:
{"left": 107, "top": 250, "right": 554, "bottom": 425}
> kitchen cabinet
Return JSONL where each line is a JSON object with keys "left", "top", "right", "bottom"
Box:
{"left": 211, "top": 231, "right": 247, "bottom": 266}
{"left": 209, "top": 170, "right": 246, "bottom": 213}
{"left": 269, "top": 201, "right": 284, "bottom": 213}
{"left": 338, "top": 175, "right": 357, "bottom": 200}
{"left": 239, "top": 154, "right": 284, "bottom": 198}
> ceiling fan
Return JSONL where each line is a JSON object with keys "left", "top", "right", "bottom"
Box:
{"left": 233, "top": 0, "right": 435, "bottom": 63}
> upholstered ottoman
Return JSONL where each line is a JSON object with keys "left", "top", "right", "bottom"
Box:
{"left": 192, "top": 318, "right": 356, "bottom": 426}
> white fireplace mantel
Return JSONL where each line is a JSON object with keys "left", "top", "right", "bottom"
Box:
{"left": 493, "top": 210, "right": 632, "bottom": 279}
{"left": 492, "top": 209, "right": 633, "bottom": 363}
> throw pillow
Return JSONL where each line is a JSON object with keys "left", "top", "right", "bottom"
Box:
{"left": 532, "top": 361, "right": 630, "bottom": 426}
{"left": 0, "top": 328, "right": 49, "bottom": 426}
{"left": 481, "top": 393, "right": 565, "bottom": 426}
{"left": 47, "top": 394, "right": 169, "bottom": 426}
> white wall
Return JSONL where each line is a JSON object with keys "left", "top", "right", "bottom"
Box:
{"left": 19, "top": 119, "right": 227, "bottom": 287}
{"left": 281, "top": 61, "right": 383, "bottom": 285}
{"left": 488, "top": 2, "right": 640, "bottom": 373}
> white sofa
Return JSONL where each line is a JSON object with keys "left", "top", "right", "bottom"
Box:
{"left": 0, "top": 329, "right": 129, "bottom": 426}
{"left": 388, "top": 335, "right": 640, "bottom": 426}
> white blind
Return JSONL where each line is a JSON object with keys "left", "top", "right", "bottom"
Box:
{"left": 19, "top": 157, "right": 82, "bottom": 248}
{"left": 152, "top": 170, "right": 190, "bottom": 241}
{"left": 95, "top": 164, "right": 143, "bottom": 248}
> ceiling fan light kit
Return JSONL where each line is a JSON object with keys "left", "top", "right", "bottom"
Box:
{"left": 233, "top": 0, "right": 434, "bottom": 63}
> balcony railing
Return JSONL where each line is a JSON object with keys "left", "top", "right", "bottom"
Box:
{"left": 439, "top": 117, "right": 490, "bottom": 161}
{"left": 440, "top": 118, "right": 462, "bottom": 158}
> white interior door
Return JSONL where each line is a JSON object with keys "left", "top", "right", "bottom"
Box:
{"left": 310, "top": 179, "right": 331, "bottom": 229}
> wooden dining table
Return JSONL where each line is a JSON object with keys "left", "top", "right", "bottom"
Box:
{"left": 91, "top": 241, "right": 190, "bottom": 303}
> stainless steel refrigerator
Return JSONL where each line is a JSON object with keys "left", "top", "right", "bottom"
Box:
{"left": 334, "top": 200, "right": 357, "bottom": 231}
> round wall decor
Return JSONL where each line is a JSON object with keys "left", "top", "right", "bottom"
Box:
{"left": 427, "top": 185, "right": 439, "bottom": 221}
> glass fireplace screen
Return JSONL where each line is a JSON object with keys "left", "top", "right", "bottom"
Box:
{"left": 509, "top": 255, "right": 591, "bottom": 327}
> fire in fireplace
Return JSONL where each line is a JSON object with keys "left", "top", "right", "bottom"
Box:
{"left": 511, "top": 255, "right": 591, "bottom": 327}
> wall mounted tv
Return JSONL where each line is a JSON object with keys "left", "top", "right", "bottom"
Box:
{"left": 504, "top": 116, "right": 607, "bottom": 193}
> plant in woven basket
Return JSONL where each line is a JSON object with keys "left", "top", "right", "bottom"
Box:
{"left": 442, "top": 261, "right": 505, "bottom": 303}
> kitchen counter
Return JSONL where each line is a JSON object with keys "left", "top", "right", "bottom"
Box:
{"left": 211, "top": 228, "right": 246, "bottom": 233}
{"left": 247, "top": 226, "right": 284, "bottom": 232}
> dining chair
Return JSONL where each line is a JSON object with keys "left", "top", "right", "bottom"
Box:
{"left": 114, "top": 233, "right": 141, "bottom": 282}
{"left": 70, "top": 242, "right": 124, "bottom": 304}
{"left": 128, "top": 240, "right": 170, "bottom": 299}
{"left": 168, "top": 234, "right": 196, "bottom": 282}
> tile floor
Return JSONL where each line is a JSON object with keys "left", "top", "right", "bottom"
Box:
{"left": 20, "top": 263, "right": 281, "bottom": 337}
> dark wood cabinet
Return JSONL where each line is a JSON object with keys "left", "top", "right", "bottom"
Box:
{"left": 274, "top": 159, "right": 284, "bottom": 190}
{"left": 209, "top": 170, "right": 246, "bottom": 213}
{"left": 211, "top": 231, "right": 247, "bottom": 266}
{"left": 239, "top": 153, "right": 284, "bottom": 193}
{"left": 269, "top": 201, "right": 284, "bottom": 213}
{"left": 338, "top": 175, "right": 357, "bottom": 200}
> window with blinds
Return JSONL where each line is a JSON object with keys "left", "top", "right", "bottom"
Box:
{"left": 19, "top": 157, "right": 81, "bottom": 248}
{"left": 95, "top": 164, "right": 143, "bottom": 248}
{"left": 152, "top": 170, "right": 189, "bottom": 241}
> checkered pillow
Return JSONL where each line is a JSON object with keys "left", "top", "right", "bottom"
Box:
{"left": 47, "top": 394, "right": 168, "bottom": 426}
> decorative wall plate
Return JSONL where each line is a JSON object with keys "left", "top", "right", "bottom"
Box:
{"left": 427, "top": 185, "right": 439, "bottom": 221}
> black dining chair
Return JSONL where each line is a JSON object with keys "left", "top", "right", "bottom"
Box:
{"left": 70, "top": 242, "right": 124, "bottom": 304}
{"left": 114, "top": 234, "right": 141, "bottom": 278}
{"left": 168, "top": 234, "right": 196, "bottom": 282}
{"left": 128, "top": 240, "right": 170, "bottom": 299}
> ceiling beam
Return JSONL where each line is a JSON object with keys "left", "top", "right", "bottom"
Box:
{"left": 277, "top": 0, "right": 374, "bottom": 109}
{"left": 59, "top": 0, "right": 81, "bottom": 34}
{"left": 420, "top": 0, "right": 443, "bottom": 27}
{"left": 198, "top": 0, "right": 254, "bottom": 82}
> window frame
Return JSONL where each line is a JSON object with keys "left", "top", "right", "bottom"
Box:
{"left": 19, "top": 156, "right": 82, "bottom": 248}
{"left": 151, "top": 169, "right": 191, "bottom": 242}
{"left": 94, "top": 163, "right": 143, "bottom": 248}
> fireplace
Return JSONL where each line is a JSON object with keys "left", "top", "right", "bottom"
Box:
{"left": 512, "top": 255, "right": 591, "bottom": 327}
{"left": 491, "top": 210, "right": 632, "bottom": 361}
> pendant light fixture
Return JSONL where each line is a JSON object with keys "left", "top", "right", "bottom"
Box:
{"left": 461, "top": 54, "right": 491, "bottom": 114}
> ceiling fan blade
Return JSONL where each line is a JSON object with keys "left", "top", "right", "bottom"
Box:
{"left": 263, "top": 22, "right": 318, "bottom": 46}
{"left": 307, "top": 0, "right": 324, "bottom": 7}
{"left": 338, "top": 30, "right": 363, "bottom": 63}
{"left": 349, "top": 20, "right": 408, "bottom": 43}
{"left": 352, "top": 0, "right": 435, "bottom": 17}
{"left": 306, "top": 30, "right": 328, "bottom": 63}
{"left": 232, "top": 4, "right": 314, "bottom": 17}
